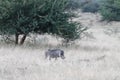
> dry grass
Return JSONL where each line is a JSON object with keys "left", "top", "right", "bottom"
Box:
{"left": 0, "top": 11, "right": 120, "bottom": 80}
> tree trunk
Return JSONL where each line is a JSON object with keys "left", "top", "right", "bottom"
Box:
{"left": 15, "top": 33, "right": 19, "bottom": 45}
{"left": 20, "top": 34, "right": 27, "bottom": 45}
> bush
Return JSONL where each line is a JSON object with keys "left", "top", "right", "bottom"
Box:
{"left": 0, "top": 0, "right": 87, "bottom": 45}
{"left": 81, "top": 2, "right": 100, "bottom": 13}
{"left": 100, "top": 0, "right": 120, "bottom": 21}
{"left": 66, "top": 0, "right": 81, "bottom": 10}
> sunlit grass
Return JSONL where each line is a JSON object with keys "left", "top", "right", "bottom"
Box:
{"left": 0, "top": 11, "right": 120, "bottom": 80}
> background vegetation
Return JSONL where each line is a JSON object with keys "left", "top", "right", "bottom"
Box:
{"left": 100, "top": 0, "right": 120, "bottom": 21}
{"left": 0, "top": 0, "right": 120, "bottom": 80}
{"left": 67, "top": 0, "right": 100, "bottom": 13}
{"left": 0, "top": 0, "right": 86, "bottom": 45}
{"left": 81, "top": 1, "right": 100, "bottom": 13}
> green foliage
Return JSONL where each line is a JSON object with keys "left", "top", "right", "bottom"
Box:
{"left": 81, "top": 2, "right": 100, "bottom": 13}
{"left": 66, "top": 0, "right": 81, "bottom": 10}
{"left": 100, "top": 0, "right": 120, "bottom": 21}
{"left": 66, "top": 0, "right": 100, "bottom": 13}
{"left": 0, "top": 0, "right": 86, "bottom": 44}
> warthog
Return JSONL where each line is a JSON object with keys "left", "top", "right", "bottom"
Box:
{"left": 45, "top": 49, "right": 65, "bottom": 60}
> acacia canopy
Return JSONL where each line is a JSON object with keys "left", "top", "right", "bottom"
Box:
{"left": 0, "top": 0, "right": 86, "bottom": 45}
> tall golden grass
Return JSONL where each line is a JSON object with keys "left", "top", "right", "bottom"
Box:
{"left": 0, "top": 11, "right": 120, "bottom": 80}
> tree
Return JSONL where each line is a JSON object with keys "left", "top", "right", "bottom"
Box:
{"left": 100, "top": 0, "right": 120, "bottom": 21}
{"left": 0, "top": 0, "right": 86, "bottom": 45}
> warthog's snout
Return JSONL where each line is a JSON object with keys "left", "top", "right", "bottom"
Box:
{"left": 45, "top": 49, "right": 65, "bottom": 60}
{"left": 60, "top": 51, "right": 65, "bottom": 59}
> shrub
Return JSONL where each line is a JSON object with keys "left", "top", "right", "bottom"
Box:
{"left": 100, "top": 0, "right": 120, "bottom": 21}
{"left": 81, "top": 2, "right": 100, "bottom": 13}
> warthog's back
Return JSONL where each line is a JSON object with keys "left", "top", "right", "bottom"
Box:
{"left": 45, "top": 49, "right": 65, "bottom": 60}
